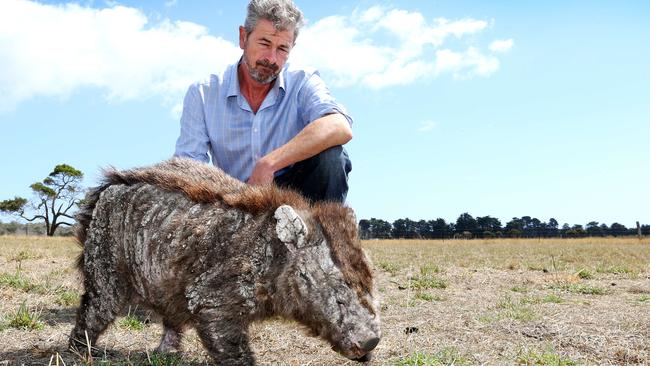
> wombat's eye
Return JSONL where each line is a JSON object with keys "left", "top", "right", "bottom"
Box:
{"left": 299, "top": 272, "right": 309, "bottom": 282}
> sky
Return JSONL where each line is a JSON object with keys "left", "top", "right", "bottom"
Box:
{"left": 1, "top": 0, "right": 649, "bottom": 228}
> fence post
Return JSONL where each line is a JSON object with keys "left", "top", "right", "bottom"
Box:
{"left": 637, "top": 221, "right": 642, "bottom": 240}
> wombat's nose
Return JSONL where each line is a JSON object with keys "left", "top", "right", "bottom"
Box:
{"left": 361, "top": 337, "right": 380, "bottom": 352}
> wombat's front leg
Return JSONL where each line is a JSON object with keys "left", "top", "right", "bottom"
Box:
{"left": 195, "top": 311, "right": 254, "bottom": 366}
{"left": 69, "top": 275, "right": 130, "bottom": 353}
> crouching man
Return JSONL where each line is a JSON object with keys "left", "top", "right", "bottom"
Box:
{"left": 175, "top": 0, "right": 353, "bottom": 203}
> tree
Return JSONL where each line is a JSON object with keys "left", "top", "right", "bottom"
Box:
{"left": 529, "top": 217, "right": 542, "bottom": 237}
{"left": 29, "top": 223, "right": 45, "bottom": 236}
{"left": 429, "top": 218, "right": 452, "bottom": 239}
{"left": 483, "top": 230, "right": 496, "bottom": 238}
{"left": 0, "top": 164, "right": 84, "bottom": 236}
{"left": 5, "top": 221, "right": 19, "bottom": 235}
{"left": 392, "top": 218, "right": 418, "bottom": 239}
{"left": 569, "top": 224, "right": 586, "bottom": 237}
{"left": 511, "top": 216, "right": 544, "bottom": 237}
{"left": 599, "top": 223, "right": 610, "bottom": 236}
{"left": 455, "top": 213, "right": 477, "bottom": 235}
{"left": 560, "top": 223, "right": 571, "bottom": 237}
{"left": 476, "top": 216, "right": 502, "bottom": 237}
{"left": 358, "top": 219, "right": 371, "bottom": 239}
{"left": 546, "top": 218, "right": 559, "bottom": 237}
{"left": 416, "top": 220, "right": 434, "bottom": 239}
{"left": 505, "top": 218, "right": 523, "bottom": 238}
{"left": 586, "top": 221, "right": 603, "bottom": 237}
{"left": 366, "top": 218, "right": 392, "bottom": 239}
{"left": 609, "top": 223, "right": 627, "bottom": 237}
{"left": 642, "top": 225, "right": 650, "bottom": 236}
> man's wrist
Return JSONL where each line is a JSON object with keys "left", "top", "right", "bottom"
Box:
{"left": 258, "top": 155, "right": 280, "bottom": 175}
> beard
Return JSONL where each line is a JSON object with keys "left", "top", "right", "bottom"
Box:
{"left": 244, "top": 55, "right": 280, "bottom": 84}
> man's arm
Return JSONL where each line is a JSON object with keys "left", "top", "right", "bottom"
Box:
{"left": 174, "top": 83, "right": 211, "bottom": 163}
{"left": 247, "top": 113, "right": 352, "bottom": 185}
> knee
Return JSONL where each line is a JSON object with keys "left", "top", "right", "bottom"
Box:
{"left": 310, "top": 146, "right": 351, "bottom": 175}
{"left": 275, "top": 146, "right": 351, "bottom": 203}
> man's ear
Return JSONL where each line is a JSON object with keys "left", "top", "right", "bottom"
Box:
{"left": 274, "top": 205, "right": 308, "bottom": 251}
{"left": 239, "top": 26, "right": 247, "bottom": 49}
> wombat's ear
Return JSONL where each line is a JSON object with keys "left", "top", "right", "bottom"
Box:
{"left": 274, "top": 205, "right": 308, "bottom": 250}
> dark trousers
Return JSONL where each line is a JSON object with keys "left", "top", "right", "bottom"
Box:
{"left": 274, "top": 146, "right": 352, "bottom": 203}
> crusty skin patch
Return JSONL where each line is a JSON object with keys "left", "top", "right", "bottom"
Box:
{"left": 89, "top": 158, "right": 374, "bottom": 299}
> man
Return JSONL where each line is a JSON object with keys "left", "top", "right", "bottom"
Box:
{"left": 174, "top": 0, "right": 353, "bottom": 203}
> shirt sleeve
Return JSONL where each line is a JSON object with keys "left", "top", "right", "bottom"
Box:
{"left": 298, "top": 71, "right": 353, "bottom": 127}
{"left": 174, "top": 83, "right": 211, "bottom": 163}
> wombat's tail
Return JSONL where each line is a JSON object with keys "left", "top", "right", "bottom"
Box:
{"left": 74, "top": 183, "right": 111, "bottom": 270}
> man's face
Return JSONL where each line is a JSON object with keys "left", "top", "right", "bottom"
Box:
{"left": 239, "top": 19, "right": 295, "bottom": 84}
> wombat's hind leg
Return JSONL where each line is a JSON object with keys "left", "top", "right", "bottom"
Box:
{"left": 195, "top": 313, "right": 255, "bottom": 366}
{"left": 69, "top": 286, "right": 129, "bottom": 355}
{"left": 155, "top": 324, "right": 183, "bottom": 354}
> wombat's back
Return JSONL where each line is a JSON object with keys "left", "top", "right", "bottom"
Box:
{"left": 75, "top": 157, "right": 308, "bottom": 253}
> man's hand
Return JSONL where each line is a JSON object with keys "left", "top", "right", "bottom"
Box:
{"left": 247, "top": 113, "right": 352, "bottom": 186}
{"left": 247, "top": 158, "right": 276, "bottom": 186}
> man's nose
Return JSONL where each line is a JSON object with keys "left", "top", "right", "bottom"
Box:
{"left": 264, "top": 49, "right": 278, "bottom": 64}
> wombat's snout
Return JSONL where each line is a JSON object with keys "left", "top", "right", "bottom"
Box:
{"left": 361, "top": 336, "right": 380, "bottom": 352}
{"left": 351, "top": 336, "right": 380, "bottom": 362}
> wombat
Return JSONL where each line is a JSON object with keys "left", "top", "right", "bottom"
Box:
{"left": 70, "top": 158, "right": 380, "bottom": 365}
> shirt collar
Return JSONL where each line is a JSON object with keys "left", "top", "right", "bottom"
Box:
{"left": 226, "top": 60, "right": 240, "bottom": 98}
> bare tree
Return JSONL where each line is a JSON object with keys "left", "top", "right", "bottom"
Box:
{"left": 0, "top": 164, "right": 83, "bottom": 236}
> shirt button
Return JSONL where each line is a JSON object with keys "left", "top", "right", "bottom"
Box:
{"left": 253, "top": 128, "right": 258, "bottom": 133}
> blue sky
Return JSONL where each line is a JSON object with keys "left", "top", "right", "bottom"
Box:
{"left": 1, "top": 0, "right": 648, "bottom": 228}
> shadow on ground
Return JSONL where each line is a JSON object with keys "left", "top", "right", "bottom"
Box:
{"left": 42, "top": 307, "right": 77, "bottom": 326}
{"left": 41, "top": 305, "right": 160, "bottom": 327}
{"left": 0, "top": 348, "right": 209, "bottom": 366}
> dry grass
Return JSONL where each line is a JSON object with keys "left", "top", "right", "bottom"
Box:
{"left": 1, "top": 236, "right": 649, "bottom": 365}
{"left": 364, "top": 237, "right": 650, "bottom": 274}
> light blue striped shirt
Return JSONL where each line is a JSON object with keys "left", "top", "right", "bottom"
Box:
{"left": 174, "top": 58, "right": 352, "bottom": 182}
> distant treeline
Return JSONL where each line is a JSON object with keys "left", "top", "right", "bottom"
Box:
{"left": 0, "top": 221, "right": 74, "bottom": 237}
{"left": 359, "top": 213, "right": 648, "bottom": 239}
{"left": 2, "top": 215, "right": 646, "bottom": 240}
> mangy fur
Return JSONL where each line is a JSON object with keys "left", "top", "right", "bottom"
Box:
{"left": 70, "top": 158, "right": 380, "bottom": 365}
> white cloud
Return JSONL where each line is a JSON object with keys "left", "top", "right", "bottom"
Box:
{"left": 0, "top": 1, "right": 511, "bottom": 111}
{"left": 418, "top": 120, "right": 437, "bottom": 132}
{"left": 435, "top": 47, "right": 500, "bottom": 79}
{"left": 292, "top": 6, "right": 507, "bottom": 89}
{"left": 357, "top": 6, "right": 384, "bottom": 23}
{"left": 0, "top": 0, "right": 240, "bottom": 111}
{"left": 489, "top": 39, "right": 514, "bottom": 53}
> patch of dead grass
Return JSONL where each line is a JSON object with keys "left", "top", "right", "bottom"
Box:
{"left": 0, "top": 236, "right": 648, "bottom": 365}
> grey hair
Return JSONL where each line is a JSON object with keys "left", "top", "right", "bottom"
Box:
{"left": 244, "top": 0, "right": 304, "bottom": 42}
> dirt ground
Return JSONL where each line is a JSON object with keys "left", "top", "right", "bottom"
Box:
{"left": 0, "top": 236, "right": 649, "bottom": 365}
